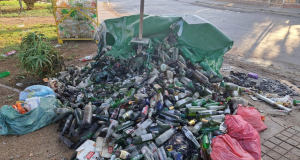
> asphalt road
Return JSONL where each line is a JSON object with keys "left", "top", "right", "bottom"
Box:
{"left": 105, "top": 0, "right": 300, "bottom": 79}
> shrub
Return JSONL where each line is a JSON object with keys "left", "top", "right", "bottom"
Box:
{"left": 18, "top": 32, "right": 65, "bottom": 78}
{"left": 23, "top": 0, "right": 38, "bottom": 10}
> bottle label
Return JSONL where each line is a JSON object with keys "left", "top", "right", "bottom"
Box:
{"left": 120, "top": 150, "right": 129, "bottom": 159}
{"left": 141, "top": 134, "right": 153, "bottom": 141}
{"left": 142, "top": 106, "right": 148, "bottom": 114}
{"left": 152, "top": 131, "right": 159, "bottom": 134}
{"left": 86, "top": 151, "right": 95, "bottom": 159}
{"left": 141, "top": 147, "right": 147, "bottom": 154}
{"left": 150, "top": 123, "right": 157, "bottom": 127}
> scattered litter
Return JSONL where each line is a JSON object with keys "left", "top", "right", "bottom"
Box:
{"left": 1, "top": 50, "right": 16, "bottom": 57}
{"left": 54, "top": 44, "right": 62, "bottom": 48}
{"left": 17, "top": 25, "right": 24, "bottom": 28}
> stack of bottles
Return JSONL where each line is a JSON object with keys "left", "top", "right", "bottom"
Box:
{"left": 52, "top": 33, "right": 252, "bottom": 160}
{"left": 55, "top": 0, "right": 97, "bottom": 39}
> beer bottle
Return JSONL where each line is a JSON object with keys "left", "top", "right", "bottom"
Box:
{"left": 196, "top": 110, "right": 224, "bottom": 119}
{"left": 119, "top": 110, "right": 133, "bottom": 122}
{"left": 114, "top": 121, "right": 135, "bottom": 133}
{"left": 132, "top": 133, "right": 156, "bottom": 145}
{"left": 185, "top": 107, "right": 207, "bottom": 117}
{"left": 147, "top": 122, "right": 173, "bottom": 134}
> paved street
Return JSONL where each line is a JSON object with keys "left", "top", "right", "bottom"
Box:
{"left": 105, "top": 0, "right": 300, "bottom": 83}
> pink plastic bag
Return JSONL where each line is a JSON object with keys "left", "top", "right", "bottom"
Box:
{"left": 237, "top": 104, "right": 267, "bottom": 132}
{"left": 225, "top": 115, "right": 261, "bottom": 160}
{"left": 211, "top": 134, "right": 255, "bottom": 160}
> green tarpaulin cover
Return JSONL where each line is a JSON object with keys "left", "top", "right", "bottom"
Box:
{"left": 0, "top": 97, "right": 59, "bottom": 135}
{"left": 94, "top": 14, "right": 233, "bottom": 79}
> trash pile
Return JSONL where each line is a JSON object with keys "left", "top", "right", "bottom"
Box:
{"left": 47, "top": 14, "right": 300, "bottom": 160}
{"left": 224, "top": 71, "right": 299, "bottom": 96}
{"left": 50, "top": 36, "right": 271, "bottom": 160}
{"left": 0, "top": 85, "right": 59, "bottom": 135}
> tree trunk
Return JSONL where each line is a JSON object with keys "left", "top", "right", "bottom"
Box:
{"left": 19, "top": 0, "right": 23, "bottom": 15}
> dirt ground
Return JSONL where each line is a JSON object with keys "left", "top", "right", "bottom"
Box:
{"left": 0, "top": 17, "right": 55, "bottom": 25}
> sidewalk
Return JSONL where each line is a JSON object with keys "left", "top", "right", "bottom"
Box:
{"left": 181, "top": 0, "right": 300, "bottom": 17}
{"left": 97, "top": 0, "right": 117, "bottom": 23}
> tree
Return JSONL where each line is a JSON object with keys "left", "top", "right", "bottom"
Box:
{"left": 18, "top": 0, "right": 23, "bottom": 15}
{"left": 23, "top": 0, "right": 38, "bottom": 10}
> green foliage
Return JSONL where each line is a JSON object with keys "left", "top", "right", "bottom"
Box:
{"left": 23, "top": 0, "right": 39, "bottom": 10}
{"left": 18, "top": 32, "right": 64, "bottom": 78}
{"left": 0, "top": 0, "right": 52, "bottom": 17}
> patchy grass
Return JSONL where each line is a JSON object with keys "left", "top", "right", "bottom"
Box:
{"left": 0, "top": 1, "right": 53, "bottom": 17}
{"left": 0, "top": 23, "right": 57, "bottom": 54}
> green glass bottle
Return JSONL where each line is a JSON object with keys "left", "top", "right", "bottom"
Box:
{"left": 196, "top": 110, "right": 224, "bottom": 119}
{"left": 202, "top": 133, "right": 210, "bottom": 149}
{"left": 132, "top": 133, "right": 156, "bottom": 145}
{"left": 119, "top": 110, "right": 133, "bottom": 122}
{"left": 293, "top": 100, "right": 300, "bottom": 106}
{"left": 147, "top": 123, "right": 173, "bottom": 134}
{"left": 204, "top": 105, "right": 225, "bottom": 111}
{"left": 175, "top": 97, "right": 192, "bottom": 109}
{"left": 185, "top": 107, "right": 207, "bottom": 117}
{"left": 122, "top": 126, "right": 134, "bottom": 137}
{"left": 225, "top": 83, "right": 238, "bottom": 91}
{"left": 153, "top": 84, "right": 163, "bottom": 93}
{"left": 114, "top": 121, "right": 135, "bottom": 133}
{"left": 192, "top": 99, "right": 207, "bottom": 106}
{"left": 203, "top": 102, "right": 223, "bottom": 108}
{"left": 200, "top": 126, "right": 220, "bottom": 133}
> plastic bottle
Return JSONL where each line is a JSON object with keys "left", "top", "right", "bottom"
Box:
{"left": 0, "top": 71, "right": 10, "bottom": 79}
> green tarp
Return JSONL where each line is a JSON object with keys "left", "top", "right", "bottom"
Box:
{"left": 94, "top": 14, "right": 233, "bottom": 78}
{"left": 0, "top": 97, "right": 59, "bottom": 135}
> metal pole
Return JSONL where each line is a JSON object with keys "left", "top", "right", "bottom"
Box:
{"left": 139, "top": 0, "right": 144, "bottom": 40}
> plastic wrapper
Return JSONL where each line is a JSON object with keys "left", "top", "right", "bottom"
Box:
{"left": 211, "top": 134, "right": 255, "bottom": 160}
{"left": 225, "top": 115, "right": 261, "bottom": 160}
{"left": 237, "top": 104, "right": 267, "bottom": 132}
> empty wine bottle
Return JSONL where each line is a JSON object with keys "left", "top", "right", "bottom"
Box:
{"left": 114, "top": 121, "right": 135, "bottom": 133}
{"left": 68, "top": 118, "right": 77, "bottom": 138}
{"left": 182, "top": 126, "right": 201, "bottom": 148}
{"left": 155, "top": 128, "right": 176, "bottom": 146}
{"left": 59, "top": 135, "right": 75, "bottom": 149}
{"left": 74, "top": 123, "right": 100, "bottom": 149}
{"left": 130, "top": 111, "right": 141, "bottom": 121}
{"left": 185, "top": 107, "right": 207, "bottom": 117}
{"left": 119, "top": 110, "right": 133, "bottom": 122}
{"left": 148, "top": 122, "right": 172, "bottom": 134}
{"left": 133, "top": 133, "right": 156, "bottom": 145}
{"left": 81, "top": 102, "right": 93, "bottom": 129}
{"left": 204, "top": 105, "right": 225, "bottom": 111}
{"left": 104, "top": 119, "right": 119, "bottom": 142}
{"left": 61, "top": 115, "right": 73, "bottom": 136}
{"left": 196, "top": 110, "right": 224, "bottom": 119}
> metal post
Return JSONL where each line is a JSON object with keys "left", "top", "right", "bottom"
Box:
{"left": 139, "top": 0, "right": 144, "bottom": 41}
